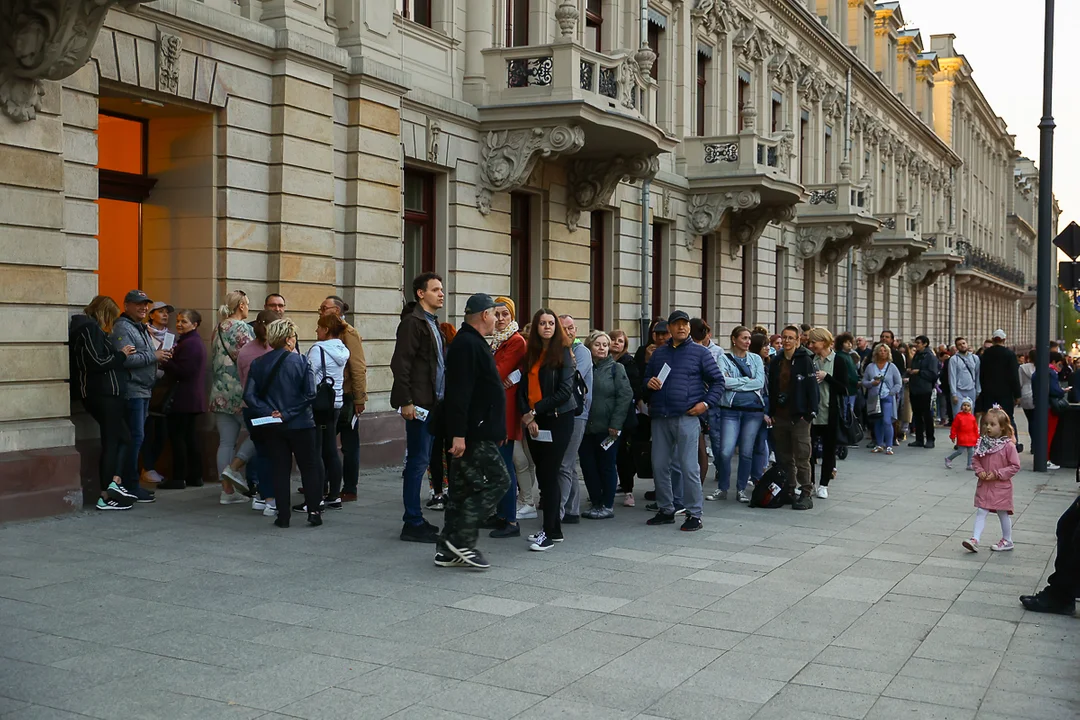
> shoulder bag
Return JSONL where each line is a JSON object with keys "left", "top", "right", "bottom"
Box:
{"left": 312, "top": 347, "right": 337, "bottom": 417}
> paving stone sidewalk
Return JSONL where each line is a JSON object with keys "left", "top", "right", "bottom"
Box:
{"left": 1, "top": 427, "right": 1078, "bottom": 720}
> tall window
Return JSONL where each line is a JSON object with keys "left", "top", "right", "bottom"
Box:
{"left": 824, "top": 125, "right": 833, "bottom": 182}
{"left": 404, "top": 170, "right": 435, "bottom": 290}
{"left": 775, "top": 247, "right": 787, "bottom": 330}
{"left": 590, "top": 211, "right": 606, "bottom": 329}
{"left": 401, "top": 0, "right": 431, "bottom": 26}
{"left": 647, "top": 22, "right": 661, "bottom": 81}
{"left": 696, "top": 52, "right": 709, "bottom": 137}
{"left": 585, "top": 0, "right": 602, "bottom": 51}
{"left": 771, "top": 91, "right": 783, "bottom": 134}
{"left": 702, "top": 234, "right": 714, "bottom": 322}
{"left": 737, "top": 70, "right": 751, "bottom": 131}
{"left": 506, "top": 0, "right": 528, "bottom": 47}
{"left": 741, "top": 246, "right": 755, "bottom": 326}
{"left": 799, "top": 110, "right": 810, "bottom": 182}
{"left": 509, "top": 193, "right": 532, "bottom": 320}
{"left": 651, "top": 222, "right": 665, "bottom": 318}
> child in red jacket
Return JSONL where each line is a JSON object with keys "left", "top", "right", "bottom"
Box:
{"left": 945, "top": 398, "right": 979, "bottom": 470}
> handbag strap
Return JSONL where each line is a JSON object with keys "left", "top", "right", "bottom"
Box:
{"left": 726, "top": 353, "right": 753, "bottom": 378}
{"left": 216, "top": 324, "right": 235, "bottom": 362}
{"left": 257, "top": 352, "right": 289, "bottom": 400}
{"left": 319, "top": 346, "right": 334, "bottom": 386}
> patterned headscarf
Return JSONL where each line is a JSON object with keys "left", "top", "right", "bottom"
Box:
{"left": 490, "top": 296, "right": 519, "bottom": 352}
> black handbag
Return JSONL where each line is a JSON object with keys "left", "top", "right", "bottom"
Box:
{"left": 312, "top": 347, "right": 337, "bottom": 416}
{"left": 148, "top": 375, "right": 178, "bottom": 416}
{"left": 1051, "top": 395, "right": 1070, "bottom": 415}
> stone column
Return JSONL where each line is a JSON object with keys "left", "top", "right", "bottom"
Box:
{"left": 463, "top": 0, "right": 495, "bottom": 104}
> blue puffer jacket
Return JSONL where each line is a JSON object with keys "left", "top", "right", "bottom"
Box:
{"left": 644, "top": 340, "right": 724, "bottom": 418}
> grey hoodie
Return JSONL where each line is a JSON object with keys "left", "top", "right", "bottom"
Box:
{"left": 110, "top": 313, "right": 159, "bottom": 399}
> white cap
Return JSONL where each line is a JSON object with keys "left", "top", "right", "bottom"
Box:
{"left": 992, "top": 329, "right": 1007, "bottom": 340}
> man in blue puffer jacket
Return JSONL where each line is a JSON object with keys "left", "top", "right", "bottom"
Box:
{"left": 643, "top": 311, "right": 724, "bottom": 531}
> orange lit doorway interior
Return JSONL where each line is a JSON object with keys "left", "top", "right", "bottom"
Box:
{"left": 96, "top": 113, "right": 156, "bottom": 304}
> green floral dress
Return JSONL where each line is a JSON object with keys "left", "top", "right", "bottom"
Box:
{"left": 209, "top": 318, "right": 254, "bottom": 414}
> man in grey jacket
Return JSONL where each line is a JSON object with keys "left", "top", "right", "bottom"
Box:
{"left": 558, "top": 315, "right": 592, "bottom": 523}
{"left": 111, "top": 290, "right": 171, "bottom": 501}
{"left": 948, "top": 337, "right": 980, "bottom": 419}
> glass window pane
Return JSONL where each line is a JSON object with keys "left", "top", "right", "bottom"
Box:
{"left": 404, "top": 173, "right": 427, "bottom": 212}
{"left": 404, "top": 222, "right": 424, "bottom": 290}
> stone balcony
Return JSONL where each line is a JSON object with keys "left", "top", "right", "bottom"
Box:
{"left": 954, "top": 238, "right": 1026, "bottom": 296}
{"left": 474, "top": 41, "right": 676, "bottom": 228}
{"left": 679, "top": 111, "right": 805, "bottom": 258}
{"left": 862, "top": 195, "right": 932, "bottom": 278}
{"left": 906, "top": 225, "right": 965, "bottom": 287}
{"left": 792, "top": 164, "right": 878, "bottom": 270}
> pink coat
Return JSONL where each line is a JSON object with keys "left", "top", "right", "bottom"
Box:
{"left": 971, "top": 440, "right": 1020, "bottom": 514}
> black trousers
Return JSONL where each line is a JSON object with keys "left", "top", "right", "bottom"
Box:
{"left": 167, "top": 412, "right": 203, "bottom": 487}
{"left": 911, "top": 393, "right": 935, "bottom": 443}
{"left": 811, "top": 422, "right": 837, "bottom": 488}
{"left": 337, "top": 394, "right": 360, "bottom": 495}
{"left": 83, "top": 395, "right": 130, "bottom": 492}
{"left": 262, "top": 425, "right": 322, "bottom": 523}
{"left": 527, "top": 413, "right": 575, "bottom": 540}
{"left": 315, "top": 408, "right": 342, "bottom": 499}
{"left": 1048, "top": 495, "right": 1080, "bottom": 600}
{"left": 616, "top": 432, "right": 635, "bottom": 493}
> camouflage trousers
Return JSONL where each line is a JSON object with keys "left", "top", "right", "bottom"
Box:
{"left": 440, "top": 440, "right": 511, "bottom": 549}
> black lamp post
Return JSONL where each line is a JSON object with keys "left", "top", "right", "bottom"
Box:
{"left": 1033, "top": 0, "right": 1055, "bottom": 472}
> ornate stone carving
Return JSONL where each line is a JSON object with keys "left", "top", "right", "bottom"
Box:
{"left": 688, "top": 190, "right": 760, "bottom": 237}
{"left": 731, "top": 204, "right": 795, "bottom": 259}
{"left": 862, "top": 246, "right": 911, "bottom": 277}
{"left": 566, "top": 155, "right": 659, "bottom": 231}
{"left": 776, "top": 126, "right": 794, "bottom": 173}
{"left": 735, "top": 23, "right": 771, "bottom": 63}
{"left": 426, "top": 119, "right": 441, "bottom": 163}
{"left": 822, "top": 86, "right": 844, "bottom": 120}
{"left": 555, "top": 0, "right": 578, "bottom": 38}
{"left": 616, "top": 52, "right": 643, "bottom": 109}
{"left": 157, "top": 31, "right": 182, "bottom": 95}
{"left": 476, "top": 126, "right": 585, "bottom": 215}
{"left": 795, "top": 224, "right": 852, "bottom": 261}
{"left": 808, "top": 188, "right": 837, "bottom": 205}
{"left": 704, "top": 142, "right": 739, "bottom": 164}
{"left": 906, "top": 259, "right": 949, "bottom": 286}
{"left": 0, "top": 0, "right": 155, "bottom": 122}
{"left": 691, "top": 0, "right": 740, "bottom": 37}
{"left": 798, "top": 66, "right": 825, "bottom": 104}
{"left": 769, "top": 48, "right": 798, "bottom": 86}
{"left": 634, "top": 46, "right": 657, "bottom": 80}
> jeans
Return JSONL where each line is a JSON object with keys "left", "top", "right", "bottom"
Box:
{"left": 260, "top": 425, "right": 321, "bottom": 524}
{"left": 84, "top": 395, "right": 130, "bottom": 492}
{"left": 911, "top": 393, "right": 935, "bottom": 444}
{"left": 714, "top": 409, "right": 765, "bottom": 493}
{"left": 141, "top": 414, "right": 167, "bottom": 474}
{"left": 337, "top": 404, "right": 360, "bottom": 495}
{"left": 876, "top": 396, "right": 897, "bottom": 447}
{"left": 558, "top": 417, "right": 586, "bottom": 518}
{"left": 651, "top": 415, "right": 704, "bottom": 519}
{"left": 946, "top": 446, "right": 975, "bottom": 467}
{"left": 251, "top": 443, "right": 273, "bottom": 499}
{"left": 215, "top": 411, "right": 255, "bottom": 475}
{"left": 403, "top": 416, "right": 434, "bottom": 526}
{"left": 315, "top": 408, "right": 342, "bottom": 499}
{"left": 772, "top": 416, "right": 812, "bottom": 494}
{"left": 123, "top": 397, "right": 150, "bottom": 490}
{"left": 527, "top": 414, "right": 575, "bottom": 539}
{"left": 579, "top": 432, "right": 619, "bottom": 509}
{"left": 167, "top": 412, "right": 203, "bottom": 487}
{"left": 496, "top": 441, "right": 518, "bottom": 523}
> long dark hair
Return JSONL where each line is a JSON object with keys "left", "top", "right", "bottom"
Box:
{"left": 523, "top": 308, "right": 569, "bottom": 371}
{"left": 750, "top": 332, "right": 769, "bottom": 364}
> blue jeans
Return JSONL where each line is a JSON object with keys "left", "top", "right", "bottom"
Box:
{"left": 496, "top": 441, "right": 518, "bottom": 523}
{"left": 752, "top": 421, "right": 769, "bottom": 480}
{"left": 579, "top": 432, "right": 619, "bottom": 509}
{"left": 403, "top": 417, "right": 433, "bottom": 526}
{"left": 715, "top": 409, "right": 764, "bottom": 493}
{"left": 876, "top": 397, "right": 896, "bottom": 448}
{"left": 123, "top": 397, "right": 150, "bottom": 490}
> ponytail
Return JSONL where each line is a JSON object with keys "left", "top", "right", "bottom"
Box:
{"left": 219, "top": 290, "right": 247, "bottom": 319}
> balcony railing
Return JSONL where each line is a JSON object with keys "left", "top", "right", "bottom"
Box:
{"left": 956, "top": 239, "right": 1026, "bottom": 286}
{"left": 682, "top": 131, "right": 794, "bottom": 181}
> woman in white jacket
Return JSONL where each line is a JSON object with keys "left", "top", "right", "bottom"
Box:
{"left": 306, "top": 314, "right": 350, "bottom": 508}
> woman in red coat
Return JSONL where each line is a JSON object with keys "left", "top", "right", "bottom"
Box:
{"left": 489, "top": 296, "right": 527, "bottom": 538}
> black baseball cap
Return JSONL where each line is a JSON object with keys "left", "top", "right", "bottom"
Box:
{"left": 464, "top": 293, "right": 496, "bottom": 315}
{"left": 653, "top": 321, "right": 669, "bottom": 334}
{"left": 124, "top": 290, "right": 152, "bottom": 304}
{"left": 667, "top": 310, "right": 690, "bottom": 325}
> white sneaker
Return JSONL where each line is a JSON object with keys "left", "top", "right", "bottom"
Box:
{"left": 142, "top": 470, "right": 164, "bottom": 484}
{"left": 990, "top": 539, "right": 1014, "bottom": 552}
{"left": 221, "top": 466, "right": 249, "bottom": 493}
{"left": 814, "top": 486, "right": 828, "bottom": 500}
{"left": 526, "top": 532, "right": 563, "bottom": 544}
{"left": 705, "top": 489, "right": 727, "bottom": 501}
{"left": 251, "top": 497, "right": 267, "bottom": 511}
{"left": 736, "top": 490, "right": 751, "bottom": 503}
{"left": 262, "top": 499, "right": 278, "bottom": 517}
{"left": 220, "top": 491, "right": 248, "bottom": 505}
{"left": 517, "top": 504, "right": 538, "bottom": 519}
{"left": 1047, "top": 462, "right": 1061, "bottom": 471}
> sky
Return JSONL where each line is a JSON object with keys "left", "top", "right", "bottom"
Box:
{"left": 897, "top": 0, "right": 1077, "bottom": 229}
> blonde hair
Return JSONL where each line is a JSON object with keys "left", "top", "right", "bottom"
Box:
{"left": 980, "top": 407, "right": 1016, "bottom": 442}
{"left": 808, "top": 327, "right": 834, "bottom": 348}
{"left": 266, "top": 318, "right": 298, "bottom": 349}
{"left": 873, "top": 343, "right": 892, "bottom": 362}
{"left": 84, "top": 295, "right": 121, "bottom": 333}
{"left": 218, "top": 290, "right": 248, "bottom": 319}
{"left": 585, "top": 330, "right": 610, "bottom": 351}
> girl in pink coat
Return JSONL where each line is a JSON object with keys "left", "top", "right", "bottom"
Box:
{"left": 963, "top": 406, "right": 1020, "bottom": 553}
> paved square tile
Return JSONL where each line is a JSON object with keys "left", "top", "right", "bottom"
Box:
{"left": 1, "top": 435, "right": 1074, "bottom": 720}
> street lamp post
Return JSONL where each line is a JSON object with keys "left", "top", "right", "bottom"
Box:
{"left": 1034, "top": 0, "right": 1055, "bottom": 472}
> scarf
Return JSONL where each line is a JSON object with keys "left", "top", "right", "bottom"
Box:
{"left": 147, "top": 324, "right": 169, "bottom": 350}
{"left": 974, "top": 434, "right": 1010, "bottom": 458}
{"left": 490, "top": 320, "right": 519, "bottom": 352}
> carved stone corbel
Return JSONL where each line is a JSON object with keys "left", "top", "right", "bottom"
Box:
{"left": 730, "top": 204, "right": 795, "bottom": 259}
{"left": 476, "top": 126, "right": 585, "bottom": 215}
{"left": 0, "top": 0, "right": 156, "bottom": 122}
{"left": 687, "top": 190, "right": 761, "bottom": 237}
{"left": 565, "top": 154, "right": 659, "bottom": 231}
{"left": 794, "top": 224, "right": 853, "bottom": 263}
{"left": 862, "top": 246, "right": 911, "bottom": 279}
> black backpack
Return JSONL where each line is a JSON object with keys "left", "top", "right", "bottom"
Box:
{"left": 749, "top": 464, "right": 790, "bottom": 509}
{"left": 312, "top": 347, "right": 337, "bottom": 418}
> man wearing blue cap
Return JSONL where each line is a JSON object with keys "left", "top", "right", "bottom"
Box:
{"left": 434, "top": 293, "right": 511, "bottom": 569}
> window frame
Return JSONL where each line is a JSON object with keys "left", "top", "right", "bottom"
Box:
{"left": 585, "top": 0, "right": 603, "bottom": 51}
{"left": 696, "top": 52, "right": 709, "bottom": 137}
{"left": 651, "top": 222, "right": 666, "bottom": 319}
{"left": 401, "top": 0, "right": 432, "bottom": 27}
{"left": 505, "top": 0, "right": 529, "bottom": 47}
{"left": 590, "top": 210, "right": 606, "bottom": 329}
{"left": 403, "top": 169, "right": 436, "bottom": 289}
{"left": 509, "top": 192, "right": 533, "bottom": 321}
{"left": 737, "top": 69, "right": 752, "bottom": 131}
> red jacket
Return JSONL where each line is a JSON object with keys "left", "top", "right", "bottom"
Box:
{"left": 494, "top": 333, "right": 526, "bottom": 442}
{"left": 950, "top": 412, "right": 980, "bottom": 447}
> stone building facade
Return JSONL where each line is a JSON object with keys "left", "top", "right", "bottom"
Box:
{"left": 0, "top": 0, "right": 1052, "bottom": 518}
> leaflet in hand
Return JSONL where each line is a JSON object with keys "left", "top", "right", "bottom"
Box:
{"left": 656, "top": 363, "right": 672, "bottom": 385}
{"left": 507, "top": 369, "right": 522, "bottom": 386}
{"left": 535, "top": 430, "right": 553, "bottom": 442}
{"left": 161, "top": 333, "right": 176, "bottom": 351}
{"left": 398, "top": 406, "right": 430, "bottom": 421}
{"left": 351, "top": 413, "right": 358, "bottom": 429}
{"left": 250, "top": 416, "right": 282, "bottom": 426}
{"left": 600, "top": 433, "right": 620, "bottom": 451}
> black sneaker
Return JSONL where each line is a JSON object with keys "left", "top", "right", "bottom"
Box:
{"left": 132, "top": 486, "right": 156, "bottom": 503}
{"left": 1016, "top": 443, "right": 1025, "bottom": 453}
{"left": 908, "top": 440, "right": 924, "bottom": 448}
{"left": 561, "top": 514, "right": 580, "bottom": 524}
{"left": 923, "top": 441, "right": 935, "bottom": 450}
{"left": 529, "top": 532, "right": 556, "bottom": 552}
{"left": 1020, "top": 588, "right": 1076, "bottom": 615}
{"left": 680, "top": 516, "right": 702, "bottom": 532}
{"left": 644, "top": 491, "right": 657, "bottom": 501}
{"left": 293, "top": 500, "right": 325, "bottom": 512}
{"left": 434, "top": 551, "right": 467, "bottom": 567}
{"left": 307, "top": 512, "right": 323, "bottom": 527}
{"left": 489, "top": 521, "right": 520, "bottom": 539}
{"left": 323, "top": 496, "right": 342, "bottom": 510}
{"left": 426, "top": 494, "right": 446, "bottom": 511}
{"left": 400, "top": 520, "right": 440, "bottom": 543}
{"left": 96, "top": 497, "right": 133, "bottom": 511}
{"left": 792, "top": 495, "right": 814, "bottom": 510}
{"left": 645, "top": 502, "right": 659, "bottom": 512}
{"left": 444, "top": 541, "right": 490, "bottom": 569}
{"left": 646, "top": 511, "right": 676, "bottom": 526}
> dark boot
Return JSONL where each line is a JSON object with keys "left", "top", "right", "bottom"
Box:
{"left": 1020, "top": 588, "right": 1076, "bottom": 615}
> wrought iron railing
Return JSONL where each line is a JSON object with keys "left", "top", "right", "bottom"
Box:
{"left": 956, "top": 239, "right": 1026, "bottom": 286}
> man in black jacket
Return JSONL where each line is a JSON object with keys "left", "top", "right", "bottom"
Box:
{"left": 435, "top": 294, "right": 511, "bottom": 570}
{"left": 768, "top": 326, "right": 820, "bottom": 509}
{"left": 907, "top": 335, "right": 940, "bottom": 449}
{"left": 977, "top": 330, "right": 1022, "bottom": 447}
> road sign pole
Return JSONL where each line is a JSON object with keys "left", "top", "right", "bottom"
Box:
{"left": 1034, "top": 0, "right": 1055, "bottom": 472}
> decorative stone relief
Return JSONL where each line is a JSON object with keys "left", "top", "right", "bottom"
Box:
{"left": 862, "top": 246, "right": 911, "bottom": 278}
{"left": 769, "top": 49, "right": 798, "bottom": 86}
{"left": 157, "top": 31, "right": 182, "bottom": 94}
{"left": 822, "top": 86, "right": 844, "bottom": 121}
{"left": 688, "top": 190, "right": 760, "bottom": 237}
{"left": 731, "top": 204, "right": 796, "bottom": 259}
{"left": 555, "top": 0, "right": 578, "bottom": 38}
{"left": 426, "top": 119, "right": 441, "bottom": 163}
{"left": 735, "top": 23, "right": 771, "bottom": 63}
{"left": 476, "top": 126, "right": 585, "bottom": 215}
{"left": 691, "top": 0, "right": 741, "bottom": 37}
{"left": 0, "top": 0, "right": 155, "bottom": 122}
{"left": 566, "top": 155, "right": 659, "bottom": 231}
{"left": 798, "top": 66, "right": 825, "bottom": 104}
{"left": 794, "top": 224, "right": 852, "bottom": 261}
{"left": 907, "top": 259, "right": 949, "bottom": 286}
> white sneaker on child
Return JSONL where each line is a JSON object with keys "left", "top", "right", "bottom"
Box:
{"left": 962, "top": 538, "right": 978, "bottom": 553}
{"left": 990, "top": 539, "right": 1014, "bottom": 552}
